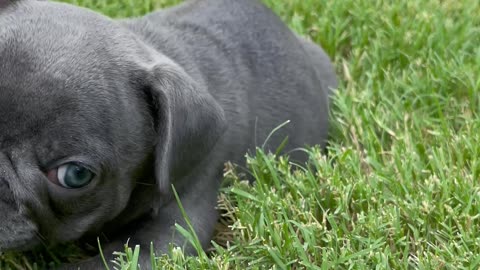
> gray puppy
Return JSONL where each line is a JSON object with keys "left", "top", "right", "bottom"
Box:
{"left": 0, "top": 0, "right": 337, "bottom": 268}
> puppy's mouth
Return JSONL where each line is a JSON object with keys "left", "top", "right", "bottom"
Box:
{"left": 0, "top": 176, "right": 39, "bottom": 251}
{"left": 0, "top": 190, "right": 40, "bottom": 252}
{"left": 0, "top": 204, "right": 40, "bottom": 252}
{"left": 0, "top": 236, "right": 40, "bottom": 253}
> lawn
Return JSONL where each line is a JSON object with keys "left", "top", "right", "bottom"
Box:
{"left": 1, "top": 0, "right": 480, "bottom": 269}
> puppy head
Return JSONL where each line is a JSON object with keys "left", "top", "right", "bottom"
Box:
{"left": 0, "top": 0, "right": 226, "bottom": 250}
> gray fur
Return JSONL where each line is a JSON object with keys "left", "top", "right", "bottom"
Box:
{"left": 0, "top": 0, "right": 337, "bottom": 268}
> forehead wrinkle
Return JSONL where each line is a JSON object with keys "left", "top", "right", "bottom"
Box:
{"left": 0, "top": 83, "right": 118, "bottom": 157}
{"left": 32, "top": 121, "right": 116, "bottom": 171}
{"left": 36, "top": 136, "right": 112, "bottom": 168}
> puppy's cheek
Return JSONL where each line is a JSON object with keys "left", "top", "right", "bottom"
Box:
{"left": 45, "top": 174, "right": 127, "bottom": 220}
{"left": 44, "top": 177, "right": 105, "bottom": 218}
{"left": 42, "top": 182, "right": 110, "bottom": 241}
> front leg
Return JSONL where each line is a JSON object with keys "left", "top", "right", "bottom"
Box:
{"left": 129, "top": 174, "right": 221, "bottom": 257}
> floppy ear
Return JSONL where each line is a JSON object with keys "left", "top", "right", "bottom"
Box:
{"left": 138, "top": 55, "right": 226, "bottom": 198}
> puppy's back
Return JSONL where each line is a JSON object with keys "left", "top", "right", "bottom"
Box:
{"left": 127, "top": 0, "right": 336, "bottom": 164}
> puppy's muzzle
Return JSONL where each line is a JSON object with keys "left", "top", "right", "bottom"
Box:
{"left": 0, "top": 177, "right": 38, "bottom": 251}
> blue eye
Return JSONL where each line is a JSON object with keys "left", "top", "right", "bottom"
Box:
{"left": 56, "top": 163, "right": 95, "bottom": 189}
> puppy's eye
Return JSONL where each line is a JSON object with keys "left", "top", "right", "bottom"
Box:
{"left": 50, "top": 163, "right": 95, "bottom": 189}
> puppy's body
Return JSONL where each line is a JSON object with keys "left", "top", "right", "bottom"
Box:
{"left": 0, "top": 0, "right": 336, "bottom": 268}
{"left": 124, "top": 0, "right": 335, "bottom": 162}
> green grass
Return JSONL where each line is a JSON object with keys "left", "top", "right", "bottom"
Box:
{"left": 2, "top": 0, "right": 480, "bottom": 269}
